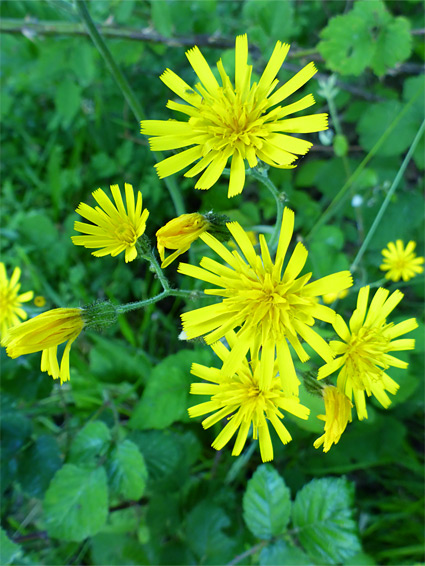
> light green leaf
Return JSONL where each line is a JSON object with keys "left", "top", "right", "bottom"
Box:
{"left": 292, "top": 477, "right": 361, "bottom": 564}
{"left": 69, "top": 421, "right": 111, "bottom": 465}
{"left": 243, "top": 464, "right": 291, "bottom": 540}
{"left": 370, "top": 17, "right": 411, "bottom": 77}
{"left": 0, "top": 528, "right": 22, "bottom": 565}
{"left": 260, "top": 540, "right": 309, "bottom": 566}
{"left": 129, "top": 348, "right": 212, "bottom": 430}
{"left": 44, "top": 464, "right": 108, "bottom": 542}
{"left": 107, "top": 440, "right": 148, "bottom": 500}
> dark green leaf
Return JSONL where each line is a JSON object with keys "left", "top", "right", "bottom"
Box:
{"left": 260, "top": 540, "right": 309, "bottom": 566}
{"left": 243, "top": 464, "right": 291, "bottom": 539}
{"left": 107, "top": 439, "right": 148, "bottom": 500}
{"left": 18, "top": 435, "right": 62, "bottom": 498}
{"left": 44, "top": 464, "right": 108, "bottom": 542}
{"left": 68, "top": 421, "right": 111, "bottom": 465}
{"left": 292, "top": 477, "right": 361, "bottom": 564}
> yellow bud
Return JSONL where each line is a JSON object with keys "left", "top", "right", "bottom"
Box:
{"left": 156, "top": 213, "right": 210, "bottom": 268}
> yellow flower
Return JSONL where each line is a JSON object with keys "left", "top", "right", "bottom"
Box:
{"left": 189, "top": 331, "right": 309, "bottom": 462}
{"left": 156, "top": 213, "right": 210, "bottom": 268}
{"left": 322, "top": 289, "right": 349, "bottom": 305}
{"left": 318, "top": 286, "right": 417, "bottom": 420}
{"left": 2, "top": 308, "right": 84, "bottom": 384}
{"left": 34, "top": 296, "right": 46, "bottom": 307}
{"left": 141, "top": 34, "right": 328, "bottom": 198}
{"left": 72, "top": 183, "right": 149, "bottom": 263}
{"left": 179, "top": 207, "right": 353, "bottom": 395}
{"left": 380, "top": 240, "right": 424, "bottom": 282}
{"left": 314, "top": 386, "right": 352, "bottom": 453}
{"left": 0, "top": 263, "right": 34, "bottom": 338}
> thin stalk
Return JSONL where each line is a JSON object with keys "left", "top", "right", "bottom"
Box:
{"left": 350, "top": 119, "right": 425, "bottom": 273}
{"left": 306, "top": 88, "right": 423, "bottom": 241}
{"left": 249, "top": 168, "right": 284, "bottom": 251}
{"left": 75, "top": 1, "right": 185, "bottom": 215}
{"left": 116, "top": 288, "right": 200, "bottom": 314}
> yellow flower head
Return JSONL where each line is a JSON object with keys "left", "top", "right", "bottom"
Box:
{"left": 156, "top": 213, "right": 210, "bottom": 268}
{"left": 141, "top": 34, "right": 328, "bottom": 198}
{"left": 314, "top": 386, "right": 352, "bottom": 453}
{"left": 0, "top": 263, "right": 34, "bottom": 338}
{"left": 72, "top": 183, "right": 149, "bottom": 263}
{"left": 2, "top": 308, "right": 84, "bottom": 384}
{"left": 179, "top": 208, "right": 353, "bottom": 395}
{"left": 189, "top": 331, "right": 309, "bottom": 462}
{"left": 380, "top": 240, "right": 424, "bottom": 282}
{"left": 318, "top": 286, "right": 418, "bottom": 420}
{"left": 34, "top": 296, "right": 46, "bottom": 308}
{"left": 322, "top": 288, "right": 349, "bottom": 305}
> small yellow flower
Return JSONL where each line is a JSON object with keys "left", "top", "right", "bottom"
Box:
{"left": 318, "top": 286, "right": 417, "bottom": 420}
{"left": 0, "top": 263, "right": 34, "bottom": 338}
{"left": 314, "top": 386, "right": 352, "bottom": 452}
{"left": 156, "top": 213, "right": 210, "bottom": 268}
{"left": 179, "top": 207, "right": 353, "bottom": 395}
{"left": 189, "top": 331, "right": 309, "bottom": 462}
{"left": 2, "top": 308, "right": 84, "bottom": 384}
{"left": 380, "top": 240, "right": 424, "bottom": 282}
{"left": 34, "top": 296, "right": 46, "bottom": 308}
{"left": 72, "top": 183, "right": 149, "bottom": 263}
{"left": 322, "top": 289, "right": 349, "bottom": 305}
{"left": 141, "top": 34, "right": 328, "bottom": 197}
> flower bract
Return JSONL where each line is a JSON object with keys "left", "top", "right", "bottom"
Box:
{"left": 141, "top": 34, "right": 328, "bottom": 197}
{"left": 156, "top": 212, "right": 210, "bottom": 268}
{"left": 189, "top": 331, "right": 309, "bottom": 462}
{"left": 2, "top": 308, "right": 84, "bottom": 384}
{"left": 0, "top": 263, "right": 34, "bottom": 338}
{"left": 72, "top": 183, "right": 149, "bottom": 263}
{"left": 179, "top": 207, "right": 353, "bottom": 395}
{"left": 318, "top": 286, "right": 418, "bottom": 420}
{"left": 380, "top": 240, "right": 424, "bottom": 282}
{"left": 314, "top": 385, "right": 352, "bottom": 452}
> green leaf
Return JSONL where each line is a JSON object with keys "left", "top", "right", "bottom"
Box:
{"left": 130, "top": 430, "right": 182, "bottom": 482}
{"left": 54, "top": 78, "right": 81, "bottom": 127}
{"left": 44, "top": 464, "right": 108, "bottom": 542}
{"left": 151, "top": 0, "right": 173, "bottom": 37}
{"left": 68, "top": 421, "right": 111, "bottom": 465}
{"left": 370, "top": 17, "right": 412, "bottom": 77}
{"left": 91, "top": 532, "right": 150, "bottom": 565}
{"left": 0, "top": 528, "right": 22, "bottom": 565}
{"left": 18, "top": 435, "right": 62, "bottom": 498}
{"left": 260, "top": 540, "right": 309, "bottom": 566}
{"left": 107, "top": 440, "right": 148, "bottom": 500}
{"left": 292, "top": 477, "right": 361, "bottom": 564}
{"left": 186, "top": 501, "right": 235, "bottom": 564}
{"left": 129, "top": 348, "right": 212, "bottom": 430}
{"left": 243, "top": 464, "right": 291, "bottom": 540}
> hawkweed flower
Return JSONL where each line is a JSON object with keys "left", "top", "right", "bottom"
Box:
{"left": 0, "top": 263, "right": 34, "bottom": 338}
{"left": 318, "top": 286, "right": 417, "bottom": 420}
{"left": 2, "top": 308, "right": 84, "bottom": 384}
{"left": 179, "top": 207, "right": 352, "bottom": 394}
{"left": 72, "top": 183, "right": 149, "bottom": 263}
{"left": 322, "top": 289, "right": 349, "bottom": 305}
{"left": 141, "top": 34, "right": 328, "bottom": 197}
{"left": 314, "top": 385, "right": 352, "bottom": 452}
{"left": 189, "top": 332, "right": 309, "bottom": 462}
{"left": 380, "top": 240, "right": 424, "bottom": 282}
{"left": 156, "top": 213, "right": 210, "bottom": 268}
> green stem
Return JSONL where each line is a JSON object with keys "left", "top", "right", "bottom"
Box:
{"left": 249, "top": 168, "right": 284, "bottom": 251}
{"left": 144, "top": 248, "right": 171, "bottom": 292}
{"left": 306, "top": 88, "right": 423, "bottom": 241}
{"left": 350, "top": 118, "right": 425, "bottom": 273}
{"left": 116, "top": 288, "right": 200, "bottom": 314}
{"left": 75, "top": 1, "right": 185, "bottom": 215}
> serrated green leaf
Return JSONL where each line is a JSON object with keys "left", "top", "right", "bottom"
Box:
{"left": 129, "top": 348, "right": 212, "bottom": 430}
{"left": 107, "top": 440, "right": 148, "bottom": 500}
{"left": 292, "top": 477, "right": 361, "bottom": 564}
{"left": 18, "top": 435, "right": 62, "bottom": 498}
{"left": 243, "top": 464, "right": 291, "bottom": 540}
{"left": 44, "top": 464, "right": 108, "bottom": 541}
{"left": 186, "top": 501, "right": 235, "bottom": 564}
{"left": 370, "top": 17, "right": 412, "bottom": 76}
{"left": 260, "top": 540, "right": 309, "bottom": 566}
{"left": 0, "top": 528, "right": 22, "bottom": 565}
{"left": 130, "top": 430, "right": 182, "bottom": 482}
{"left": 68, "top": 421, "right": 111, "bottom": 465}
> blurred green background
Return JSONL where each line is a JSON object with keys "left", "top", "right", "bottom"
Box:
{"left": 1, "top": 1, "right": 424, "bottom": 564}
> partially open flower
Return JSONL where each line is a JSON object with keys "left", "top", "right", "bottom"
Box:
{"left": 314, "top": 385, "right": 352, "bottom": 452}
{"left": 156, "top": 213, "right": 210, "bottom": 268}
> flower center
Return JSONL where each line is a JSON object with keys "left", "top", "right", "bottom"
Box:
{"left": 0, "top": 287, "right": 15, "bottom": 315}
{"left": 345, "top": 327, "right": 390, "bottom": 388}
{"left": 114, "top": 222, "right": 138, "bottom": 246}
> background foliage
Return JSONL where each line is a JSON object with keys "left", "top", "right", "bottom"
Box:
{"left": 1, "top": 0, "right": 424, "bottom": 564}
